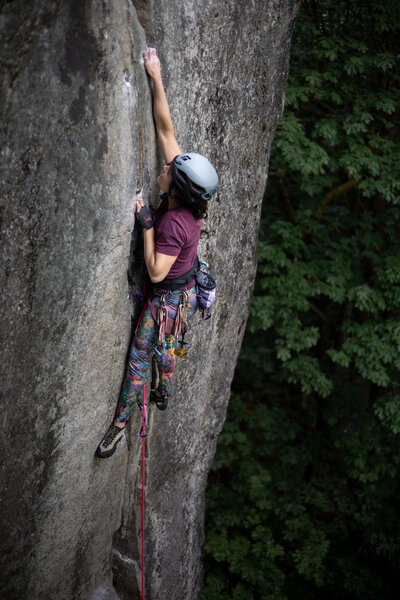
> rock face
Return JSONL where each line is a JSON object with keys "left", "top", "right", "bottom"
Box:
{"left": 0, "top": 1, "right": 298, "bottom": 599}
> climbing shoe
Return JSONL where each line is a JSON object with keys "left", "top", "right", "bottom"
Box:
{"left": 150, "top": 389, "right": 169, "bottom": 411}
{"left": 95, "top": 423, "right": 126, "bottom": 458}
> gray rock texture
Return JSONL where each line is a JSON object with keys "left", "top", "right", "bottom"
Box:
{"left": 0, "top": 1, "right": 298, "bottom": 599}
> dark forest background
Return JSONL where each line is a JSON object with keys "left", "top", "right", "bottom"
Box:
{"left": 202, "top": 1, "right": 400, "bottom": 598}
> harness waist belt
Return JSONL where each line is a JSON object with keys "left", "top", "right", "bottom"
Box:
{"left": 155, "top": 257, "right": 199, "bottom": 291}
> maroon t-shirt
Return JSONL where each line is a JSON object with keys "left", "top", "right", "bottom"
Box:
{"left": 154, "top": 197, "right": 201, "bottom": 284}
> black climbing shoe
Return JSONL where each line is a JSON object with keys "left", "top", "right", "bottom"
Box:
{"left": 96, "top": 423, "right": 126, "bottom": 458}
{"left": 150, "top": 389, "right": 169, "bottom": 411}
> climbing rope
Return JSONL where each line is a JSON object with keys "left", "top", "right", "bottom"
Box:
{"left": 141, "top": 384, "right": 146, "bottom": 600}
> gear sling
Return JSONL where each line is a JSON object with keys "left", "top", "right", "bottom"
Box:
{"left": 146, "top": 256, "right": 216, "bottom": 357}
{"left": 147, "top": 258, "right": 197, "bottom": 358}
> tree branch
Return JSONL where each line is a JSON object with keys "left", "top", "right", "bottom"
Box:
{"left": 277, "top": 169, "right": 296, "bottom": 223}
{"left": 322, "top": 179, "right": 358, "bottom": 207}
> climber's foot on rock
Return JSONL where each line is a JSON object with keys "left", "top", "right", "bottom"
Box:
{"left": 96, "top": 423, "right": 126, "bottom": 458}
{"left": 150, "top": 388, "right": 169, "bottom": 410}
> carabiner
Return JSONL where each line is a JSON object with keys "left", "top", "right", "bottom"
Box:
{"left": 199, "top": 260, "right": 209, "bottom": 273}
{"left": 155, "top": 340, "right": 166, "bottom": 356}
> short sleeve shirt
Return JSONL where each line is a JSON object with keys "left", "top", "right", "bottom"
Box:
{"left": 154, "top": 197, "right": 202, "bottom": 280}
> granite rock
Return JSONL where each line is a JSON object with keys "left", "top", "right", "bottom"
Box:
{"left": 0, "top": 1, "right": 298, "bottom": 598}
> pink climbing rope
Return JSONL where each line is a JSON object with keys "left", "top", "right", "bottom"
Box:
{"left": 141, "top": 384, "right": 146, "bottom": 600}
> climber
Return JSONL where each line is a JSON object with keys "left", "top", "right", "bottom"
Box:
{"left": 96, "top": 47, "right": 218, "bottom": 458}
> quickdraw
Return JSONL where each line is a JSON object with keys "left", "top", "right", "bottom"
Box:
{"left": 174, "top": 325, "right": 188, "bottom": 359}
{"left": 174, "top": 291, "right": 189, "bottom": 358}
{"left": 155, "top": 293, "right": 168, "bottom": 357}
{"left": 137, "top": 392, "right": 148, "bottom": 438}
{"left": 147, "top": 290, "right": 190, "bottom": 359}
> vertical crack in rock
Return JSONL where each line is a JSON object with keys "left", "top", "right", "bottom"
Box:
{"left": 110, "top": 3, "right": 157, "bottom": 600}
{"left": 131, "top": 0, "right": 155, "bottom": 44}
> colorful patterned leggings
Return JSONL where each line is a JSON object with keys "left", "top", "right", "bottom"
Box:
{"left": 115, "top": 286, "right": 198, "bottom": 423}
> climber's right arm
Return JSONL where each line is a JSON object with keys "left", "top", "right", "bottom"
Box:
{"left": 136, "top": 198, "right": 178, "bottom": 282}
{"left": 143, "top": 48, "right": 181, "bottom": 164}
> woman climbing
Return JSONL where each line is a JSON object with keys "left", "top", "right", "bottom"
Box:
{"left": 96, "top": 48, "right": 218, "bottom": 458}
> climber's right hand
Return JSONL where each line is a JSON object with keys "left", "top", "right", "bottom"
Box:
{"left": 136, "top": 199, "right": 154, "bottom": 230}
{"left": 143, "top": 47, "right": 161, "bottom": 80}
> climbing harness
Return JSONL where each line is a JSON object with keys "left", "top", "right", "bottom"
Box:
{"left": 155, "top": 256, "right": 197, "bottom": 291}
{"left": 132, "top": 250, "right": 217, "bottom": 371}
{"left": 136, "top": 256, "right": 216, "bottom": 359}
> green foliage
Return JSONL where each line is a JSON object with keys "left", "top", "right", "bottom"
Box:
{"left": 202, "top": 1, "right": 400, "bottom": 599}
